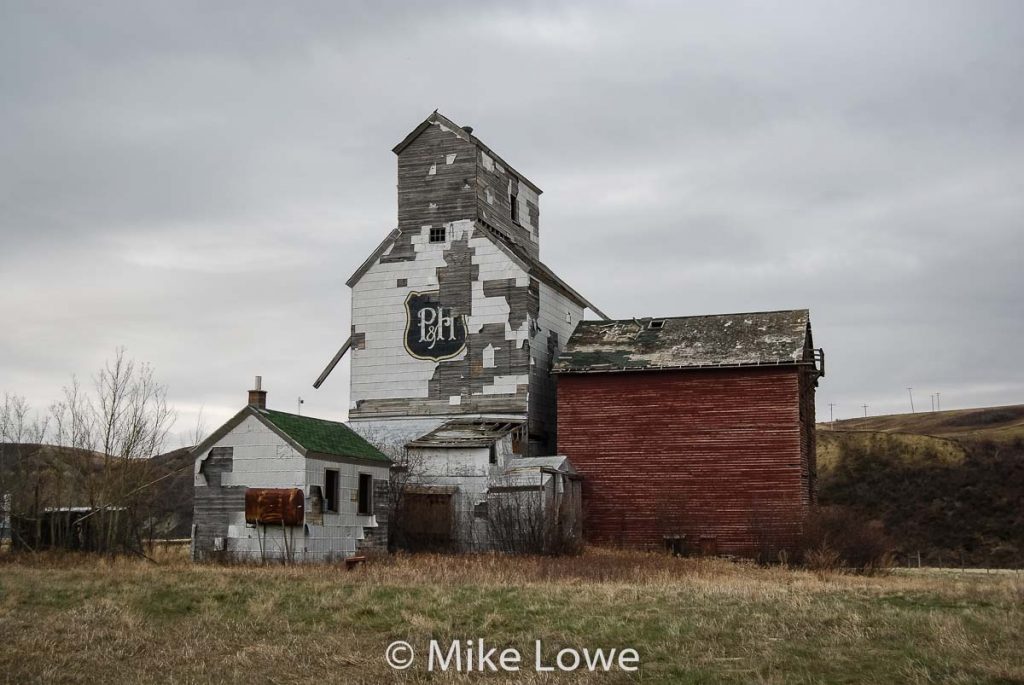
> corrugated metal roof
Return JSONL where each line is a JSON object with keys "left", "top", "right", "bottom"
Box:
{"left": 407, "top": 418, "right": 525, "bottom": 448}
{"left": 553, "top": 310, "right": 812, "bottom": 374}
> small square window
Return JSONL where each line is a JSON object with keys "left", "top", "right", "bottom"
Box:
{"left": 429, "top": 227, "right": 446, "bottom": 243}
{"left": 397, "top": 278, "right": 408, "bottom": 287}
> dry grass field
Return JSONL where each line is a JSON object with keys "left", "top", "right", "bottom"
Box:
{"left": 0, "top": 548, "right": 1021, "bottom": 684}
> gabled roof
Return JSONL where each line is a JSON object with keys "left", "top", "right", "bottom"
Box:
{"left": 192, "top": 406, "right": 390, "bottom": 464}
{"left": 393, "top": 111, "right": 542, "bottom": 194}
{"left": 344, "top": 221, "right": 607, "bottom": 318}
{"left": 553, "top": 310, "right": 813, "bottom": 374}
{"left": 407, "top": 418, "right": 524, "bottom": 448}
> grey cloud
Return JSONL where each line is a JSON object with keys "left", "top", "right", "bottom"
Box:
{"left": 1, "top": 0, "right": 1021, "bottom": 432}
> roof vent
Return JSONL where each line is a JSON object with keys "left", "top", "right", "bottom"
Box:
{"left": 463, "top": 125, "right": 474, "bottom": 134}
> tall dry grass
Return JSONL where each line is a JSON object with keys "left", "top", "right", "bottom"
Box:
{"left": 1, "top": 547, "right": 1021, "bottom": 684}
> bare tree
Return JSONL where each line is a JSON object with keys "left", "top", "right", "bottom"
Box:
{"left": 3, "top": 349, "right": 176, "bottom": 554}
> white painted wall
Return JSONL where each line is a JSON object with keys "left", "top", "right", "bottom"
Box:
{"left": 349, "top": 220, "right": 530, "bottom": 408}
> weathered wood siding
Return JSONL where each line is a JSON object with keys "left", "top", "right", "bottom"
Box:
{"left": 192, "top": 446, "right": 244, "bottom": 559}
{"left": 475, "top": 147, "right": 540, "bottom": 259}
{"left": 390, "top": 121, "right": 478, "bottom": 262}
{"left": 529, "top": 282, "right": 583, "bottom": 452}
{"left": 556, "top": 367, "right": 813, "bottom": 554}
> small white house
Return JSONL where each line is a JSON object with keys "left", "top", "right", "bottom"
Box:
{"left": 191, "top": 380, "right": 390, "bottom": 563}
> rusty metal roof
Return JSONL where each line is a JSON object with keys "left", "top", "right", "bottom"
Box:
{"left": 407, "top": 418, "right": 524, "bottom": 448}
{"left": 553, "top": 309, "right": 812, "bottom": 374}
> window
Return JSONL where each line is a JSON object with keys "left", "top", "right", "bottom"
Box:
{"left": 510, "top": 192, "right": 519, "bottom": 223}
{"left": 649, "top": 319, "right": 665, "bottom": 329}
{"left": 325, "top": 469, "right": 339, "bottom": 512}
{"left": 429, "top": 226, "right": 446, "bottom": 243}
{"left": 357, "top": 473, "right": 373, "bottom": 515}
{"left": 397, "top": 278, "right": 408, "bottom": 287}
{"left": 489, "top": 442, "right": 497, "bottom": 465}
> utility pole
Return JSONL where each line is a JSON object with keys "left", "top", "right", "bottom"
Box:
{"left": 862, "top": 404, "right": 868, "bottom": 418}
{"left": 907, "top": 387, "right": 915, "bottom": 414}
{"left": 936, "top": 392, "right": 941, "bottom": 411}
{"left": 297, "top": 397, "right": 304, "bottom": 415}
{"left": 931, "top": 394, "right": 935, "bottom": 412}
{"left": 828, "top": 403, "right": 836, "bottom": 429}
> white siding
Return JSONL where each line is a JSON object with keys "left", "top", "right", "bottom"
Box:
{"left": 349, "top": 220, "right": 529, "bottom": 406}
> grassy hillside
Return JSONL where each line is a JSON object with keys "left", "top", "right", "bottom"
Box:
{"left": 823, "top": 404, "right": 1024, "bottom": 442}
{"left": 817, "top": 405, "right": 1024, "bottom": 568}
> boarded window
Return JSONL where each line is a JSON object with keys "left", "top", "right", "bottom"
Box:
{"left": 357, "top": 474, "right": 373, "bottom": 515}
{"left": 325, "top": 469, "right": 339, "bottom": 512}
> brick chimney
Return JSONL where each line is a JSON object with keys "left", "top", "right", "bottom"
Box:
{"left": 248, "top": 375, "right": 267, "bottom": 410}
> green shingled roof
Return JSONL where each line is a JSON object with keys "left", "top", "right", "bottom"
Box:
{"left": 257, "top": 409, "right": 390, "bottom": 463}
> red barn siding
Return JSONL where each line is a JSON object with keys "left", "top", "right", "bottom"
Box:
{"left": 557, "top": 367, "right": 813, "bottom": 554}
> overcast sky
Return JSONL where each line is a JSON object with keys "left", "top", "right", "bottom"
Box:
{"left": 2, "top": 1, "right": 1022, "bottom": 445}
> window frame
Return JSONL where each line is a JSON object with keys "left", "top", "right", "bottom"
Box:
{"left": 324, "top": 468, "right": 340, "bottom": 513}
{"left": 429, "top": 226, "right": 446, "bottom": 243}
{"left": 357, "top": 473, "right": 374, "bottom": 516}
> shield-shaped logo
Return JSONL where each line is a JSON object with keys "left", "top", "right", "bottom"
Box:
{"left": 404, "top": 291, "right": 468, "bottom": 361}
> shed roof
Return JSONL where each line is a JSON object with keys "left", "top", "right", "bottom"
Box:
{"left": 553, "top": 310, "right": 812, "bottom": 374}
{"left": 489, "top": 455, "right": 579, "bottom": 491}
{"left": 407, "top": 418, "right": 524, "bottom": 448}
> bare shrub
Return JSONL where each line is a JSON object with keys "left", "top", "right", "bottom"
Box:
{"left": 486, "top": 489, "right": 580, "bottom": 556}
{"left": 799, "top": 505, "right": 893, "bottom": 573}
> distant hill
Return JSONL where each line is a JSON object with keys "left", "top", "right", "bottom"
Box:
{"left": 821, "top": 404, "right": 1024, "bottom": 442}
{"left": 147, "top": 446, "right": 194, "bottom": 539}
{"left": 816, "top": 405, "right": 1024, "bottom": 568}
{"left": 0, "top": 442, "right": 195, "bottom": 540}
